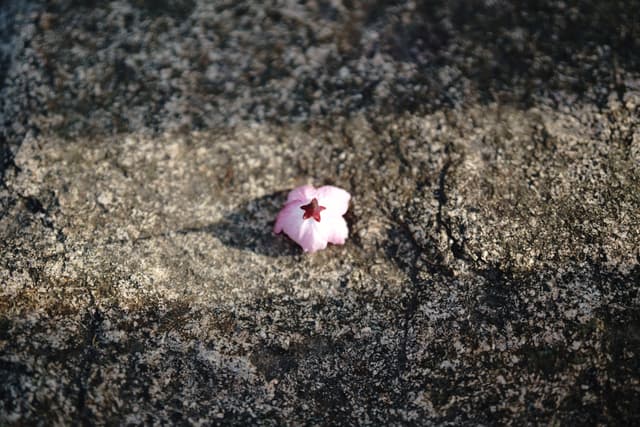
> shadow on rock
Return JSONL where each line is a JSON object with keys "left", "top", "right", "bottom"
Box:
{"left": 171, "top": 190, "right": 299, "bottom": 257}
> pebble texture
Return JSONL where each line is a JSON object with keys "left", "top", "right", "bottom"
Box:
{"left": 1, "top": 0, "right": 639, "bottom": 425}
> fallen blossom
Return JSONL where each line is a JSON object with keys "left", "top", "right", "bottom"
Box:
{"left": 274, "top": 184, "right": 351, "bottom": 253}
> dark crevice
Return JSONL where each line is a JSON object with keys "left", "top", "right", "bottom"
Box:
{"left": 390, "top": 133, "right": 411, "bottom": 174}
{"left": 0, "top": 140, "right": 16, "bottom": 186}
{"left": 392, "top": 149, "right": 477, "bottom": 392}
{"left": 435, "top": 159, "right": 450, "bottom": 233}
{"left": 23, "top": 195, "right": 46, "bottom": 215}
{"left": 394, "top": 219, "right": 421, "bottom": 383}
{"left": 15, "top": 191, "right": 67, "bottom": 243}
{"left": 390, "top": 177, "right": 432, "bottom": 403}
{"left": 75, "top": 290, "right": 102, "bottom": 425}
{"left": 435, "top": 155, "right": 467, "bottom": 261}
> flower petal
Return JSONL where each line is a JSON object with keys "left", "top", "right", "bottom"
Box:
{"left": 273, "top": 201, "right": 303, "bottom": 235}
{"left": 296, "top": 219, "right": 330, "bottom": 253}
{"left": 316, "top": 185, "right": 351, "bottom": 215}
{"left": 286, "top": 185, "right": 317, "bottom": 204}
{"left": 274, "top": 201, "right": 330, "bottom": 252}
{"left": 320, "top": 213, "right": 349, "bottom": 245}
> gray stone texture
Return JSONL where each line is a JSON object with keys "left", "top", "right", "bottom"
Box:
{"left": 1, "top": 0, "right": 639, "bottom": 425}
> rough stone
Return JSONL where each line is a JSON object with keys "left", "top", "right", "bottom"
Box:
{"left": 1, "top": 0, "right": 639, "bottom": 425}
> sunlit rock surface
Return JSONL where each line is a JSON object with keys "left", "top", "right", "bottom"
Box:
{"left": 1, "top": 0, "right": 639, "bottom": 424}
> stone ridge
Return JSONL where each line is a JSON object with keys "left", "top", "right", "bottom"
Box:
{"left": 1, "top": 0, "right": 639, "bottom": 425}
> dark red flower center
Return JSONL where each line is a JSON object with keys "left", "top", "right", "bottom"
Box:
{"left": 301, "top": 198, "right": 326, "bottom": 222}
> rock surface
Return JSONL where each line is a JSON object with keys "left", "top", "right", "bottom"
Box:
{"left": 1, "top": 0, "right": 639, "bottom": 425}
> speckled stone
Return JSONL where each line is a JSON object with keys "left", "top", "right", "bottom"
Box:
{"left": 1, "top": 0, "right": 639, "bottom": 425}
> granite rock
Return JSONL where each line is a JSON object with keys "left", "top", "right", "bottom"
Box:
{"left": 1, "top": 0, "right": 639, "bottom": 425}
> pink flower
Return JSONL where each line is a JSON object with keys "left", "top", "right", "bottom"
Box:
{"left": 274, "top": 184, "right": 351, "bottom": 253}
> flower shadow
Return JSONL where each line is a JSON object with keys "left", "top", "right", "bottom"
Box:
{"left": 175, "top": 190, "right": 299, "bottom": 257}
